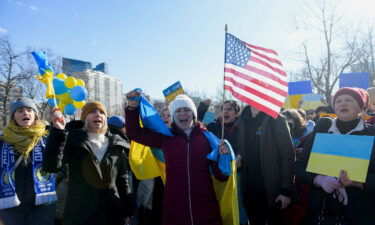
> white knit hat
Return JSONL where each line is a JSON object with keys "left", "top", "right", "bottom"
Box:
{"left": 170, "top": 94, "right": 197, "bottom": 120}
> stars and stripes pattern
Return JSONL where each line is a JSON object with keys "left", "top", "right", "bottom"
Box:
{"left": 224, "top": 33, "right": 288, "bottom": 118}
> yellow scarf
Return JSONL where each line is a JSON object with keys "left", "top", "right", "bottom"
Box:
{"left": 2, "top": 120, "right": 48, "bottom": 159}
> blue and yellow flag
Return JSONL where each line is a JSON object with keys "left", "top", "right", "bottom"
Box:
{"left": 307, "top": 133, "right": 374, "bottom": 182}
{"left": 31, "top": 51, "right": 55, "bottom": 98}
{"left": 129, "top": 95, "right": 239, "bottom": 225}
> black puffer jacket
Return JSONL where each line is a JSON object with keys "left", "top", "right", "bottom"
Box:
{"left": 43, "top": 121, "right": 134, "bottom": 225}
{"left": 296, "top": 117, "right": 375, "bottom": 225}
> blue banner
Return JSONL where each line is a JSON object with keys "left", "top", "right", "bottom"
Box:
{"left": 339, "top": 72, "right": 370, "bottom": 89}
{"left": 288, "top": 81, "right": 312, "bottom": 95}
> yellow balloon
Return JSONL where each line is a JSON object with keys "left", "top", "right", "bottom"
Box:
{"left": 73, "top": 100, "right": 86, "bottom": 109}
{"left": 57, "top": 102, "right": 66, "bottom": 113}
{"left": 76, "top": 79, "right": 85, "bottom": 87}
{"left": 58, "top": 92, "right": 73, "bottom": 104}
{"left": 65, "top": 77, "right": 77, "bottom": 89}
{"left": 56, "top": 73, "right": 67, "bottom": 80}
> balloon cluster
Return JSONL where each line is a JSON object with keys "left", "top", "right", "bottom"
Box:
{"left": 47, "top": 73, "right": 88, "bottom": 115}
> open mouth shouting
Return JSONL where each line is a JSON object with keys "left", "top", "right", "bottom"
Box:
{"left": 340, "top": 108, "right": 349, "bottom": 113}
{"left": 19, "top": 116, "right": 33, "bottom": 126}
{"left": 91, "top": 118, "right": 103, "bottom": 128}
{"left": 13, "top": 107, "right": 36, "bottom": 127}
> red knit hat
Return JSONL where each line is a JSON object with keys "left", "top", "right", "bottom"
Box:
{"left": 333, "top": 87, "right": 366, "bottom": 110}
{"left": 357, "top": 88, "right": 369, "bottom": 109}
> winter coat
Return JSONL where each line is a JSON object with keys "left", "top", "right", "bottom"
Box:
{"left": 43, "top": 121, "right": 134, "bottom": 225}
{"left": 295, "top": 117, "right": 375, "bottom": 225}
{"left": 237, "top": 106, "right": 296, "bottom": 207}
{"left": 125, "top": 107, "right": 227, "bottom": 225}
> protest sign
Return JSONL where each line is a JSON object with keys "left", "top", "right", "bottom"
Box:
{"left": 163, "top": 81, "right": 184, "bottom": 103}
{"left": 339, "top": 72, "right": 370, "bottom": 90}
{"left": 307, "top": 133, "right": 374, "bottom": 182}
{"left": 288, "top": 81, "right": 313, "bottom": 95}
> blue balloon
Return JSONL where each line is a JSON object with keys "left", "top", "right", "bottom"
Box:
{"left": 53, "top": 78, "right": 69, "bottom": 95}
{"left": 70, "top": 86, "right": 88, "bottom": 102}
{"left": 64, "top": 103, "right": 76, "bottom": 115}
{"left": 47, "top": 98, "right": 59, "bottom": 107}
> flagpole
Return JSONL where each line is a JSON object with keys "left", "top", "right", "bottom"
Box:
{"left": 221, "top": 24, "right": 228, "bottom": 140}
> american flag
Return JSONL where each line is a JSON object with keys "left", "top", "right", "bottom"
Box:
{"left": 224, "top": 33, "right": 288, "bottom": 118}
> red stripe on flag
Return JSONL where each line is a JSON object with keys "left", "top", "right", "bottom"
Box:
{"left": 224, "top": 76, "right": 284, "bottom": 106}
{"left": 244, "top": 43, "right": 278, "bottom": 55}
{"left": 250, "top": 56, "right": 287, "bottom": 77}
{"left": 250, "top": 50, "right": 283, "bottom": 66}
{"left": 241, "top": 65, "right": 288, "bottom": 86}
{"left": 224, "top": 84, "right": 280, "bottom": 118}
{"left": 224, "top": 68, "right": 288, "bottom": 96}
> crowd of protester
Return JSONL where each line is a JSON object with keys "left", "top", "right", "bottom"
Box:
{"left": 0, "top": 86, "right": 375, "bottom": 225}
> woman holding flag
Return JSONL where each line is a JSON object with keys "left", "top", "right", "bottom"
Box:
{"left": 125, "top": 90, "right": 231, "bottom": 225}
{"left": 0, "top": 98, "right": 56, "bottom": 225}
{"left": 296, "top": 87, "right": 375, "bottom": 225}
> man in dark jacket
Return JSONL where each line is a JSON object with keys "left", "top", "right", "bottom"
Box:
{"left": 237, "top": 105, "right": 295, "bottom": 225}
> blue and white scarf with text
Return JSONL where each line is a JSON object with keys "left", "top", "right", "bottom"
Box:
{"left": 0, "top": 139, "right": 57, "bottom": 209}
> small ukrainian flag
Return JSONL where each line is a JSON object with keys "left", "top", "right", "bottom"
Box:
{"left": 307, "top": 133, "right": 374, "bottom": 182}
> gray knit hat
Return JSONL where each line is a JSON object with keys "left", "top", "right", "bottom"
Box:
{"left": 9, "top": 98, "right": 38, "bottom": 116}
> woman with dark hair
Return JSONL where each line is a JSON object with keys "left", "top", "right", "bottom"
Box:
{"left": 197, "top": 99, "right": 248, "bottom": 224}
{"left": 160, "top": 108, "right": 172, "bottom": 127}
{"left": 296, "top": 87, "right": 375, "bottom": 225}
{"left": 282, "top": 109, "right": 307, "bottom": 139}
{"left": 0, "top": 98, "right": 56, "bottom": 225}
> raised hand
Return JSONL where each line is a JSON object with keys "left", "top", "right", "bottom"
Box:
{"left": 126, "top": 89, "right": 142, "bottom": 108}
{"left": 51, "top": 108, "right": 66, "bottom": 130}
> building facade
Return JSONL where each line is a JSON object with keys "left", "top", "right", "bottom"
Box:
{"left": 93, "top": 63, "right": 108, "bottom": 74}
{"left": 72, "top": 70, "right": 123, "bottom": 116}
{"left": 62, "top": 58, "right": 92, "bottom": 76}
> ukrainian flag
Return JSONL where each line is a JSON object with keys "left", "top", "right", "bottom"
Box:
{"left": 129, "top": 95, "right": 239, "bottom": 225}
{"left": 31, "top": 51, "right": 55, "bottom": 98}
{"left": 307, "top": 133, "right": 374, "bottom": 182}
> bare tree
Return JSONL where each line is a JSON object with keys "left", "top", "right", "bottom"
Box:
{"left": 356, "top": 24, "right": 375, "bottom": 84}
{"left": 293, "top": 0, "right": 364, "bottom": 105}
{"left": 185, "top": 89, "right": 208, "bottom": 107}
{"left": 0, "top": 36, "right": 32, "bottom": 125}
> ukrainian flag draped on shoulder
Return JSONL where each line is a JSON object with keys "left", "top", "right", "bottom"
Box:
{"left": 129, "top": 92, "right": 239, "bottom": 225}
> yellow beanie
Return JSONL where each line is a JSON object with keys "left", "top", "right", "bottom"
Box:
{"left": 81, "top": 101, "right": 107, "bottom": 121}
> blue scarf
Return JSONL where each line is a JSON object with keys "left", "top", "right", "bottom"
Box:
{"left": 0, "top": 139, "right": 57, "bottom": 209}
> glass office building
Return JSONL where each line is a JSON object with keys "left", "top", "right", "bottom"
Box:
{"left": 62, "top": 58, "right": 92, "bottom": 76}
{"left": 93, "top": 63, "right": 108, "bottom": 74}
